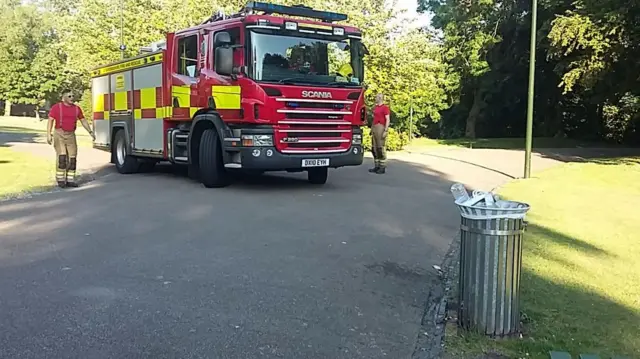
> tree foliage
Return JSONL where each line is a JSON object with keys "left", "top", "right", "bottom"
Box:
{"left": 0, "top": 1, "right": 74, "bottom": 111}
{"left": 1, "top": 0, "right": 450, "bottom": 141}
{"left": 420, "top": 0, "right": 640, "bottom": 144}
{"left": 3, "top": 0, "right": 637, "bottom": 145}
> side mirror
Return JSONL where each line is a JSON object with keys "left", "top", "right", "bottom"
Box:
{"left": 359, "top": 42, "right": 370, "bottom": 56}
{"left": 215, "top": 47, "right": 233, "bottom": 76}
{"left": 214, "top": 31, "right": 231, "bottom": 47}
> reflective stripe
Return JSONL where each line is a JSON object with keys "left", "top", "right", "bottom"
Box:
{"left": 91, "top": 76, "right": 110, "bottom": 121}
{"left": 93, "top": 93, "right": 105, "bottom": 112}
{"left": 114, "top": 92, "right": 128, "bottom": 110}
{"left": 91, "top": 52, "right": 164, "bottom": 77}
{"left": 212, "top": 85, "right": 241, "bottom": 110}
{"left": 172, "top": 85, "right": 191, "bottom": 108}
{"left": 140, "top": 88, "right": 156, "bottom": 109}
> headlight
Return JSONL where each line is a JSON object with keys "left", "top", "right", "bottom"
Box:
{"left": 241, "top": 134, "right": 273, "bottom": 146}
{"left": 352, "top": 133, "right": 362, "bottom": 145}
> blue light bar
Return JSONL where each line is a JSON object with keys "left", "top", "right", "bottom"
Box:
{"left": 245, "top": 1, "right": 348, "bottom": 23}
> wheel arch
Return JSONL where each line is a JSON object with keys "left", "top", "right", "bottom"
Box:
{"left": 188, "top": 110, "right": 231, "bottom": 171}
{"left": 110, "top": 121, "right": 131, "bottom": 163}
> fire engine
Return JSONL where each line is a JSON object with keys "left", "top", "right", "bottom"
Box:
{"left": 90, "top": 1, "right": 368, "bottom": 187}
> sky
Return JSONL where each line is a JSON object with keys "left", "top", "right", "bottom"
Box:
{"left": 390, "top": 0, "right": 433, "bottom": 29}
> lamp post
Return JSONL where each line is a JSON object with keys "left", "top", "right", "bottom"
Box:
{"left": 524, "top": 0, "right": 537, "bottom": 178}
{"left": 120, "top": 0, "right": 126, "bottom": 59}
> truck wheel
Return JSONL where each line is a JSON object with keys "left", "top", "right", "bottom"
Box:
{"left": 199, "top": 128, "right": 229, "bottom": 188}
{"left": 113, "top": 129, "right": 139, "bottom": 174}
{"left": 307, "top": 167, "right": 328, "bottom": 185}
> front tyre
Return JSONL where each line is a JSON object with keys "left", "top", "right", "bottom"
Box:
{"left": 113, "top": 129, "right": 140, "bottom": 174}
{"left": 199, "top": 128, "right": 229, "bottom": 188}
{"left": 307, "top": 167, "right": 328, "bottom": 185}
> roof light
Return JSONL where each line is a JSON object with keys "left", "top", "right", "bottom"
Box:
{"left": 285, "top": 21, "right": 298, "bottom": 30}
{"left": 333, "top": 27, "right": 344, "bottom": 36}
{"left": 244, "top": 1, "right": 348, "bottom": 22}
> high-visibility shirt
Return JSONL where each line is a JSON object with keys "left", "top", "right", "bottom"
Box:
{"left": 373, "top": 104, "right": 390, "bottom": 126}
{"left": 49, "top": 103, "right": 84, "bottom": 132}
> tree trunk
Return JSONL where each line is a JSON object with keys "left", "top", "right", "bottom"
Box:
{"left": 3, "top": 101, "right": 11, "bottom": 117}
{"left": 465, "top": 89, "right": 484, "bottom": 139}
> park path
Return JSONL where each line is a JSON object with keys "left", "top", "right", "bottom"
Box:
{"left": 397, "top": 146, "right": 640, "bottom": 190}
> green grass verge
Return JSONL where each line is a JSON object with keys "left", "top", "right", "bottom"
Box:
{"left": 0, "top": 147, "right": 56, "bottom": 199}
{"left": 445, "top": 157, "right": 640, "bottom": 358}
{"left": 407, "top": 137, "right": 616, "bottom": 151}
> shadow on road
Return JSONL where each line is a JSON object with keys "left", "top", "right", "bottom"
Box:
{"left": 536, "top": 148, "right": 640, "bottom": 164}
{"left": 0, "top": 130, "right": 41, "bottom": 148}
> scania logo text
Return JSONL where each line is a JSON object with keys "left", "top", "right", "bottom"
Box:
{"left": 301, "top": 91, "right": 332, "bottom": 99}
{"left": 282, "top": 137, "right": 299, "bottom": 143}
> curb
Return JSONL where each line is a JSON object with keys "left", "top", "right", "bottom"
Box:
{"left": 412, "top": 230, "right": 461, "bottom": 359}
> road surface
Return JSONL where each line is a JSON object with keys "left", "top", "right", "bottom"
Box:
{"left": 3, "top": 131, "right": 636, "bottom": 358}
{"left": 0, "top": 157, "right": 463, "bottom": 359}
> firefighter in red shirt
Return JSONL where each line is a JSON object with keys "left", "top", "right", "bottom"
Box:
{"left": 47, "top": 90, "right": 95, "bottom": 188}
{"left": 369, "top": 93, "right": 390, "bottom": 174}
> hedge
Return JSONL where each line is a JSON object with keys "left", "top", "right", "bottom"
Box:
{"left": 361, "top": 127, "right": 409, "bottom": 152}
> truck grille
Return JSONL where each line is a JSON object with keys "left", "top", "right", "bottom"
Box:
{"left": 275, "top": 98, "right": 355, "bottom": 154}
{"left": 275, "top": 124, "right": 352, "bottom": 154}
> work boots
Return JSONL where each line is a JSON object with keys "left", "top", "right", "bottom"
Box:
{"left": 368, "top": 166, "right": 379, "bottom": 173}
{"left": 368, "top": 166, "right": 386, "bottom": 174}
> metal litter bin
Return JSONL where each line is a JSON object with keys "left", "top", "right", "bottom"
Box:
{"left": 452, "top": 185, "right": 530, "bottom": 337}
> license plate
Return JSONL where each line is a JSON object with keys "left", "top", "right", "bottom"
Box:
{"left": 302, "top": 158, "right": 330, "bottom": 167}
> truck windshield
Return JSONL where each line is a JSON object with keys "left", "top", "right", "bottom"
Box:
{"left": 249, "top": 31, "right": 362, "bottom": 87}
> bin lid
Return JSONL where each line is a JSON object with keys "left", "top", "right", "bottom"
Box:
{"left": 455, "top": 191, "right": 530, "bottom": 220}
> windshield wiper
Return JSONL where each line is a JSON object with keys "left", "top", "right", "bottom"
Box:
{"left": 325, "top": 82, "right": 360, "bottom": 88}
{"left": 278, "top": 78, "right": 305, "bottom": 85}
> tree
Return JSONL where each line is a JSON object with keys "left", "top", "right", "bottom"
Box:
{"left": 0, "top": 2, "right": 70, "bottom": 116}
{"left": 419, "top": 0, "right": 510, "bottom": 138}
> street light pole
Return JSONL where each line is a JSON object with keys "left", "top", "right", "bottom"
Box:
{"left": 524, "top": 0, "right": 537, "bottom": 178}
{"left": 120, "top": 0, "right": 126, "bottom": 59}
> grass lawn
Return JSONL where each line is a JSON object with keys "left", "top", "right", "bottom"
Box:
{"left": 445, "top": 157, "right": 640, "bottom": 358}
{"left": 406, "top": 137, "right": 616, "bottom": 151}
{"left": 0, "top": 147, "right": 56, "bottom": 199}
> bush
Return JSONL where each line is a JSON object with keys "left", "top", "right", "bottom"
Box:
{"left": 361, "top": 127, "right": 409, "bottom": 152}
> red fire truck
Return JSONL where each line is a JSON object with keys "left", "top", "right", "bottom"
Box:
{"left": 90, "top": 1, "right": 368, "bottom": 187}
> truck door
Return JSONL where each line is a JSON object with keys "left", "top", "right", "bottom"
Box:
{"left": 171, "top": 32, "right": 201, "bottom": 120}
{"left": 208, "top": 27, "right": 243, "bottom": 121}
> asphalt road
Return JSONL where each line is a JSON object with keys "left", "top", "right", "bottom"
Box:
{"left": 0, "top": 158, "right": 462, "bottom": 359}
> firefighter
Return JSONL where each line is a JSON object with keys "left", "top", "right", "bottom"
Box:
{"left": 46, "top": 90, "right": 95, "bottom": 188}
{"left": 369, "top": 93, "right": 390, "bottom": 174}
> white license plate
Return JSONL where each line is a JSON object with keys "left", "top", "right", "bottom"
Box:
{"left": 302, "top": 158, "right": 330, "bottom": 167}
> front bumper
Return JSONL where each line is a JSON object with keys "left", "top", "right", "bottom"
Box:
{"left": 227, "top": 145, "right": 364, "bottom": 171}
